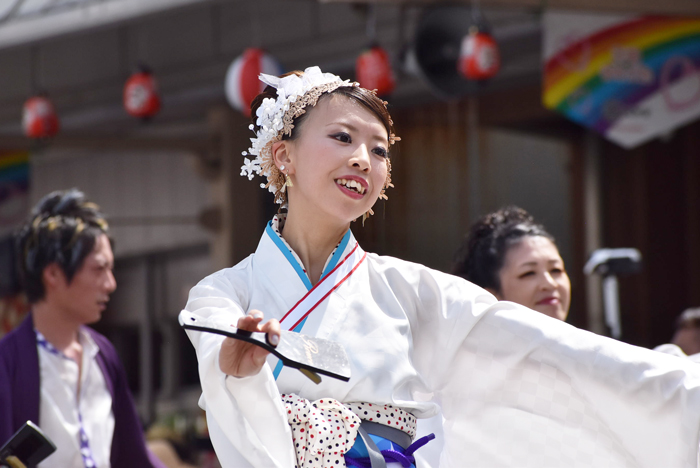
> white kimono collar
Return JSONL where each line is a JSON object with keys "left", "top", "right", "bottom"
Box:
{"left": 261, "top": 214, "right": 357, "bottom": 292}
{"left": 254, "top": 215, "right": 362, "bottom": 381}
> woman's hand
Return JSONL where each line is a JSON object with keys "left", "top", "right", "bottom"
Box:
{"left": 219, "top": 310, "right": 281, "bottom": 378}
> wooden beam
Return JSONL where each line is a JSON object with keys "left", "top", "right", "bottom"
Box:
{"left": 320, "top": 0, "right": 700, "bottom": 16}
{"left": 0, "top": 134, "right": 207, "bottom": 153}
{"left": 478, "top": 84, "right": 552, "bottom": 127}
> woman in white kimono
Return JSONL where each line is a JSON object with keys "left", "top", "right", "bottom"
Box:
{"left": 182, "top": 67, "right": 700, "bottom": 468}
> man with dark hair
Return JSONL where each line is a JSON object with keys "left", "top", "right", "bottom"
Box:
{"left": 0, "top": 189, "right": 163, "bottom": 467}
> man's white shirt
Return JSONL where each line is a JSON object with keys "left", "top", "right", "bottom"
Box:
{"left": 37, "top": 328, "right": 115, "bottom": 468}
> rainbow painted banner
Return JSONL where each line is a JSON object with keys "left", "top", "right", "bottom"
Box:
{"left": 543, "top": 12, "right": 700, "bottom": 148}
{"left": 0, "top": 151, "right": 30, "bottom": 236}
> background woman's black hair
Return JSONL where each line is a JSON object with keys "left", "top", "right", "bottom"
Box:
{"left": 15, "top": 188, "right": 110, "bottom": 303}
{"left": 452, "top": 206, "right": 555, "bottom": 293}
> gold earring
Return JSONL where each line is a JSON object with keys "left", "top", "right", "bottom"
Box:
{"left": 285, "top": 173, "right": 293, "bottom": 187}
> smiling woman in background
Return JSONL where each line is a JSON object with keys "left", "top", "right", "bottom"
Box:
{"left": 452, "top": 206, "right": 571, "bottom": 321}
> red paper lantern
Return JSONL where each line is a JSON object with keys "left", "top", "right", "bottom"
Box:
{"left": 123, "top": 69, "right": 161, "bottom": 119}
{"left": 458, "top": 29, "right": 500, "bottom": 81}
{"left": 23, "top": 96, "right": 59, "bottom": 139}
{"left": 356, "top": 46, "right": 395, "bottom": 96}
{"left": 225, "top": 48, "right": 283, "bottom": 117}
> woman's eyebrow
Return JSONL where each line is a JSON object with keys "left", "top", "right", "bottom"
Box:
{"left": 326, "top": 120, "right": 355, "bottom": 129}
{"left": 517, "top": 259, "right": 562, "bottom": 268}
{"left": 325, "top": 121, "right": 388, "bottom": 144}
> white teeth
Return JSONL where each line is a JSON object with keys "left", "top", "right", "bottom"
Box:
{"left": 335, "top": 179, "right": 365, "bottom": 194}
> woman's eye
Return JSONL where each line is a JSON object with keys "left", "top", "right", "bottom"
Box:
{"left": 373, "top": 147, "right": 388, "bottom": 158}
{"left": 518, "top": 271, "right": 535, "bottom": 279}
{"left": 551, "top": 267, "right": 565, "bottom": 275}
{"left": 331, "top": 132, "right": 351, "bottom": 143}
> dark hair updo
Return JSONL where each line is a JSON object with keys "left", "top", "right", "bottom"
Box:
{"left": 452, "top": 206, "right": 555, "bottom": 293}
{"left": 15, "top": 188, "right": 110, "bottom": 303}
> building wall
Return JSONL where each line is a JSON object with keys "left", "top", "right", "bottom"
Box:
{"left": 30, "top": 148, "right": 210, "bottom": 257}
{"left": 376, "top": 101, "right": 573, "bottom": 275}
{"left": 481, "top": 128, "right": 573, "bottom": 270}
{"left": 602, "top": 119, "right": 700, "bottom": 347}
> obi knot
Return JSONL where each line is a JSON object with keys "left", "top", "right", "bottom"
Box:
{"left": 282, "top": 393, "right": 362, "bottom": 468}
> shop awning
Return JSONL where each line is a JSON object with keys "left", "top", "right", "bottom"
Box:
{"left": 319, "top": 0, "right": 700, "bottom": 17}
{"left": 0, "top": 0, "right": 209, "bottom": 50}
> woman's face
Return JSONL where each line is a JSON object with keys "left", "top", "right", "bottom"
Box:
{"left": 277, "top": 94, "right": 389, "bottom": 225}
{"left": 495, "top": 236, "right": 571, "bottom": 321}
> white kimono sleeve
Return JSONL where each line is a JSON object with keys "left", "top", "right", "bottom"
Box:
{"left": 181, "top": 261, "right": 295, "bottom": 468}
{"left": 393, "top": 265, "right": 700, "bottom": 467}
{"left": 440, "top": 302, "right": 700, "bottom": 467}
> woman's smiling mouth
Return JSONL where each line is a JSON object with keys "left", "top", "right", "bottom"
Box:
{"left": 536, "top": 296, "right": 560, "bottom": 306}
{"left": 335, "top": 178, "right": 367, "bottom": 197}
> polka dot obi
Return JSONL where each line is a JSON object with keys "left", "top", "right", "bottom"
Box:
{"left": 343, "top": 402, "right": 417, "bottom": 439}
{"left": 281, "top": 394, "right": 417, "bottom": 468}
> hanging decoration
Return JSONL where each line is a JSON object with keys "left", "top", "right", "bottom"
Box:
{"left": 22, "top": 95, "right": 59, "bottom": 139}
{"left": 356, "top": 45, "right": 396, "bottom": 96}
{"left": 225, "top": 48, "right": 283, "bottom": 117}
{"left": 123, "top": 67, "right": 161, "bottom": 119}
{"left": 0, "top": 151, "right": 30, "bottom": 238}
{"left": 458, "top": 26, "right": 500, "bottom": 81}
{"left": 543, "top": 12, "right": 700, "bottom": 149}
{"left": 457, "top": 1, "right": 499, "bottom": 81}
{"left": 355, "top": 5, "right": 395, "bottom": 96}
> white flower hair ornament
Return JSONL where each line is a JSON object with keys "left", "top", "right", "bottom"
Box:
{"left": 239, "top": 66, "right": 399, "bottom": 207}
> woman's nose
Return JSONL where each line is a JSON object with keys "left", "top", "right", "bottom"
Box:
{"left": 540, "top": 272, "right": 557, "bottom": 289}
{"left": 351, "top": 145, "right": 371, "bottom": 172}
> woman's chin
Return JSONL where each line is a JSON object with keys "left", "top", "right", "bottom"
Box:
{"left": 339, "top": 204, "right": 375, "bottom": 225}
{"left": 534, "top": 304, "right": 568, "bottom": 321}
{"left": 323, "top": 210, "right": 368, "bottom": 229}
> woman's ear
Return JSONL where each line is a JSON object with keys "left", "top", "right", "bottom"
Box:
{"left": 271, "top": 140, "right": 293, "bottom": 173}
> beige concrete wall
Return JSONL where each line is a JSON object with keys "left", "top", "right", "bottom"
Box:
{"left": 481, "top": 128, "right": 574, "bottom": 269}
{"left": 29, "top": 147, "right": 210, "bottom": 257}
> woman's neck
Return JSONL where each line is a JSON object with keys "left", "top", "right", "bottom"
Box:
{"left": 281, "top": 210, "right": 349, "bottom": 286}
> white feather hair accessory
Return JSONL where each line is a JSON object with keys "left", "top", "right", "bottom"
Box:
{"left": 240, "top": 66, "right": 357, "bottom": 204}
